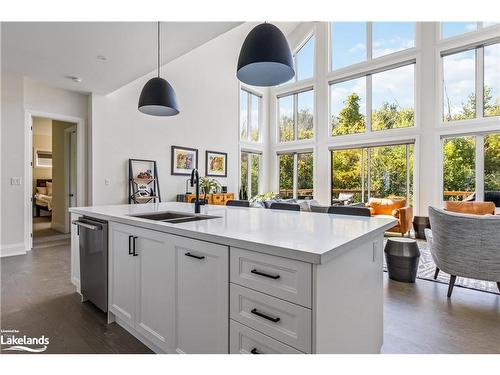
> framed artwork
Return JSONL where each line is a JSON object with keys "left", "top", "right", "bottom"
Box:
{"left": 205, "top": 150, "right": 227, "bottom": 177}
{"left": 171, "top": 146, "right": 198, "bottom": 175}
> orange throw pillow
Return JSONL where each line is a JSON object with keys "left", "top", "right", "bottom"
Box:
{"left": 444, "top": 201, "right": 495, "bottom": 215}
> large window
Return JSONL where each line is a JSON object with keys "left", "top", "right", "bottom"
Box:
{"left": 331, "top": 143, "right": 414, "bottom": 204}
{"left": 440, "top": 22, "right": 499, "bottom": 40}
{"left": 330, "top": 63, "right": 415, "bottom": 136}
{"left": 441, "top": 22, "right": 477, "bottom": 39}
{"left": 296, "top": 35, "right": 314, "bottom": 81}
{"left": 240, "top": 88, "right": 261, "bottom": 142}
{"left": 330, "top": 22, "right": 414, "bottom": 71}
{"left": 442, "top": 49, "right": 476, "bottom": 121}
{"left": 330, "top": 77, "right": 366, "bottom": 136}
{"left": 443, "top": 136, "right": 476, "bottom": 200}
{"left": 279, "top": 89, "right": 314, "bottom": 142}
{"left": 442, "top": 133, "right": 500, "bottom": 205}
{"left": 331, "top": 22, "right": 366, "bottom": 70}
{"left": 282, "top": 35, "right": 315, "bottom": 85}
{"left": 484, "top": 43, "right": 500, "bottom": 117}
{"left": 442, "top": 42, "right": 500, "bottom": 122}
{"left": 372, "top": 22, "right": 415, "bottom": 59}
{"left": 278, "top": 151, "right": 314, "bottom": 199}
{"left": 240, "top": 151, "right": 261, "bottom": 200}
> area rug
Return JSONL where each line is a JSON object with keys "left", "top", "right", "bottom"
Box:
{"left": 383, "top": 237, "right": 500, "bottom": 295}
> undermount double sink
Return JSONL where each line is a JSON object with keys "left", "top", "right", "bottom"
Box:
{"left": 130, "top": 211, "right": 219, "bottom": 224}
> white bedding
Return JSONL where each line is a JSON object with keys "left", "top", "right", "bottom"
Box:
{"left": 34, "top": 193, "right": 53, "bottom": 211}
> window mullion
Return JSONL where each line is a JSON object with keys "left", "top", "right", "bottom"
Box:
{"left": 293, "top": 153, "right": 298, "bottom": 200}
{"left": 476, "top": 135, "right": 485, "bottom": 201}
{"left": 361, "top": 148, "right": 365, "bottom": 203}
{"left": 366, "top": 75, "right": 373, "bottom": 133}
{"left": 293, "top": 93, "right": 298, "bottom": 141}
{"left": 367, "top": 22, "right": 373, "bottom": 61}
{"left": 367, "top": 148, "right": 372, "bottom": 200}
{"left": 247, "top": 92, "right": 252, "bottom": 141}
{"left": 476, "top": 46, "right": 484, "bottom": 118}
{"left": 406, "top": 144, "right": 411, "bottom": 204}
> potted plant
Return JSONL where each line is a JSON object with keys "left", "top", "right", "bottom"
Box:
{"left": 199, "top": 176, "right": 221, "bottom": 195}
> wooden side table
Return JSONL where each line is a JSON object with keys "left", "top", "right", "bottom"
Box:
{"left": 183, "top": 193, "right": 234, "bottom": 206}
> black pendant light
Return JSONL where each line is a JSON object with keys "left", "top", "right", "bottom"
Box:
{"left": 237, "top": 23, "right": 295, "bottom": 87}
{"left": 138, "top": 22, "right": 179, "bottom": 116}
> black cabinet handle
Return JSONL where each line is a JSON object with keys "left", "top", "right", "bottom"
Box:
{"left": 128, "top": 235, "right": 134, "bottom": 255}
{"left": 251, "top": 269, "right": 280, "bottom": 280}
{"left": 250, "top": 308, "right": 280, "bottom": 323}
{"left": 185, "top": 252, "right": 205, "bottom": 260}
{"left": 132, "top": 236, "right": 138, "bottom": 256}
{"left": 250, "top": 348, "right": 262, "bottom": 354}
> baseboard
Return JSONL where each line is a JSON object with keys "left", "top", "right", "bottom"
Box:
{"left": 0, "top": 242, "right": 28, "bottom": 258}
{"left": 51, "top": 221, "right": 68, "bottom": 234}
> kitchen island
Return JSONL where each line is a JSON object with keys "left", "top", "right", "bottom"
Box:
{"left": 70, "top": 202, "right": 396, "bottom": 354}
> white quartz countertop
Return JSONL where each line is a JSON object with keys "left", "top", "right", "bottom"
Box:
{"left": 70, "top": 202, "right": 397, "bottom": 264}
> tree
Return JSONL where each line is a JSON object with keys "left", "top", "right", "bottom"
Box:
{"left": 371, "top": 102, "right": 414, "bottom": 131}
{"left": 331, "top": 93, "right": 365, "bottom": 135}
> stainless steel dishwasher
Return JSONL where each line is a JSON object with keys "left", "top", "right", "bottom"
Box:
{"left": 72, "top": 216, "right": 108, "bottom": 312}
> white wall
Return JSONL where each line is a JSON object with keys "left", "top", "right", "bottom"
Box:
{"left": 0, "top": 46, "right": 89, "bottom": 255}
{"left": 1, "top": 68, "right": 25, "bottom": 256}
{"left": 91, "top": 23, "right": 270, "bottom": 205}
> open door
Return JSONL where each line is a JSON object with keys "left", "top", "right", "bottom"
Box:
{"left": 65, "top": 126, "right": 77, "bottom": 232}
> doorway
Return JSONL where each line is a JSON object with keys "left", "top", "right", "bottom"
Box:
{"left": 31, "top": 116, "right": 77, "bottom": 246}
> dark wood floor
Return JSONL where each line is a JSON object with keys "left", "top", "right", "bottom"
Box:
{"left": 1, "top": 241, "right": 152, "bottom": 354}
{"left": 1, "top": 242, "right": 499, "bottom": 354}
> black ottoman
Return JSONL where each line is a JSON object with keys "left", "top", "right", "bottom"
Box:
{"left": 384, "top": 238, "right": 420, "bottom": 283}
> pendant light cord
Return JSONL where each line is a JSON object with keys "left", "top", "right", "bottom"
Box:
{"left": 157, "top": 21, "right": 160, "bottom": 78}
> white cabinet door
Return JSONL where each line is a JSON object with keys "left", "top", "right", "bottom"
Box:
{"left": 134, "top": 227, "right": 175, "bottom": 353}
{"left": 109, "top": 223, "right": 136, "bottom": 328}
{"left": 174, "top": 236, "right": 228, "bottom": 354}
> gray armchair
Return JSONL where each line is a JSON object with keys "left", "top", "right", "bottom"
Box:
{"left": 427, "top": 207, "right": 500, "bottom": 297}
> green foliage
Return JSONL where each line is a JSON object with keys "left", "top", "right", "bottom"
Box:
{"left": 279, "top": 154, "right": 294, "bottom": 198}
{"left": 332, "top": 93, "right": 365, "bottom": 135}
{"left": 371, "top": 102, "right": 414, "bottom": 131}
{"left": 279, "top": 109, "right": 314, "bottom": 141}
{"left": 199, "top": 177, "right": 221, "bottom": 195}
{"left": 484, "top": 133, "right": 500, "bottom": 191}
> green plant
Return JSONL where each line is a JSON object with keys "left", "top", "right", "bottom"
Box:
{"left": 250, "top": 192, "right": 280, "bottom": 202}
{"left": 199, "top": 177, "right": 221, "bottom": 194}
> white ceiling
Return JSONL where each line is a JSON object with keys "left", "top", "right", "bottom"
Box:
{"left": 2, "top": 22, "right": 242, "bottom": 95}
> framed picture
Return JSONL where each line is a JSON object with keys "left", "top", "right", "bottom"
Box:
{"left": 205, "top": 150, "right": 227, "bottom": 177}
{"left": 171, "top": 146, "right": 198, "bottom": 175}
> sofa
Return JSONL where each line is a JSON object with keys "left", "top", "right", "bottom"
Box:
{"left": 444, "top": 201, "right": 496, "bottom": 215}
{"left": 427, "top": 206, "right": 500, "bottom": 297}
{"left": 365, "top": 197, "right": 413, "bottom": 236}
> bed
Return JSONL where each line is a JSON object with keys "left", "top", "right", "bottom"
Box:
{"left": 34, "top": 179, "right": 53, "bottom": 217}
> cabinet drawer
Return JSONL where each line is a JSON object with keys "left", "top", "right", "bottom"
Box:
{"left": 230, "top": 284, "right": 311, "bottom": 353}
{"left": 230, "top": 320, "right": 303, "bottom": 354}
{"left": 230, "top": 247, "right": 312, "bottom": 308}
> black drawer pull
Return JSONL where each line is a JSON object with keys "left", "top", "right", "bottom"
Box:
{"left": 251, "top": 269, "right": 280, "bottom": 280}
{"left": 132, "top": 236, "right": 138, "bottom": 256}
{"left": 250, "top": 348, "right": 262, "bottom": 354}
{"left": 251, "top": 308, "right": 280, "bottom": 323}
{"left": 128, "top": 235, "right": 134, "bottom": 255}
{"left": 185, "top": 252, "right": 205, "bottom": 260}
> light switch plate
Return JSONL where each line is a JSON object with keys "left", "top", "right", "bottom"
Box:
{"left": 10, "top": 177, "right": 22, "bottom": 185}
